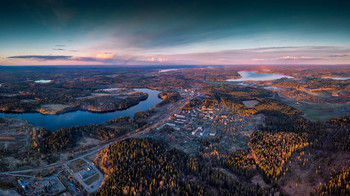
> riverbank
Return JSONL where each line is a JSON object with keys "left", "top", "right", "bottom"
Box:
{"left": 0, "top": 89, "right": 149, "bottom": 115}
{"left": 0, "top": 88, "right": 162, "bottom": 131}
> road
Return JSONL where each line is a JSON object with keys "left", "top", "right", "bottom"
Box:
{"left": 0, "top": 93, "right": 195, "bottom": 176}
{"left": 137, "top": 94, "right": 194, "bottom": 136}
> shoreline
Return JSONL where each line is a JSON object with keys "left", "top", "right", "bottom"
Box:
{"left": 0, "top": 93, "right": 149, "bottom": 116}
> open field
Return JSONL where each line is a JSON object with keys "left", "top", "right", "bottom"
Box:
{"left": 84, "top": 173, "right": 99, "bottom": 185}
{"left": 67, "top": 159, "right": 87, "bottom": 173}
{"left": 37, "top": 104, "right": 71, "bottom": 114}
{"left": 277, "top": 94, "right": 350, "bottom": 121}
{"left": 242, "top": 100, "right": 259, "bottom": 107}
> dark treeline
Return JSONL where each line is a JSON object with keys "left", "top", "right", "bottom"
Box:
{"left": 95, "top": 138, "right": 266, "bottom": 196}
{"left": 30, "top": 116, "right": 147, "bottom": 163}
{"left": 77, "top": 92, "right": 148, "bottom": 112}
{"left": 156, "top": 91, "right": 180, "bottom": 107}
{"left": 225, "top": 150, "right": 255, "bottom": 178}
{"left": 0, "top": 87, "right": 148, "bottom": 114}
{"left": 30, "top": 124, "right": 126, "bottom": 159}
{"left": 182, "top": 98, "right": 202, "bottom": 110}
{"left": 249, "top": 132, "right": 309, "bottom": 183}
{"left": 326, "top": 116, "right": 350, "bottom": 152}
{"left": 225, "top": 132, "right": 309, "bottom": 184}
{"left": 328, "top": 116, "right": 350, "bottom": 129}
{"left": 318, "top": 166, "right": 350, "bottom": 195}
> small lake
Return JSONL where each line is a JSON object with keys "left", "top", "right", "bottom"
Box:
{"left": 159, "top": 69, "right": 179, "bottom": 73}
{"left": 0, "top": 88, "right": 162, "bottom": 131}
{"left": 322, "top": 77, "right": 350, "bottom": 80}
{"left": 226, "top": 71, "right": 293, "bottom": 82}
{"left": 35, "top": 80, "right": 52, "bottom": 83}
{"left": 263, "top": 86, "right": 285, "bottom": 90}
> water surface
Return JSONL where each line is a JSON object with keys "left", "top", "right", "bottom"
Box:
{"left": 226, "top": 71, "right": 293, "bottom": 82}
{"left": 263, "top": 86, "right": 284, "bottom": 90}
{"left": 34, "top": 80, "right": 52, "bottom": 83}
{"left": 322, "top": 77, "right": 350, "bottom": 80}
{"left": 159, "top": 69, "right": 179, "bottom": 73}
{"left": 0, "top": 88, "right": 161, "bottom": 131}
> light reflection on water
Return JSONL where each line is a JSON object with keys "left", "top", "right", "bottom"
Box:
{"left": 226, "top": 71, "right": 293, "bottom": 82}
{"left": 0, "top": 88, "right": 161, "bottom": 131}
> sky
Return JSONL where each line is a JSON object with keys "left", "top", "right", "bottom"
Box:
{"left": 1, "top": 0, "right": 350, "bottom": 66}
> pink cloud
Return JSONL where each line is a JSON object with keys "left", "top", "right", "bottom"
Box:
{"left": 2, "top": 46, "right": 350, "bottom": 65}
{"left": 279, "top": 56, "right": 321, "bottom": 60}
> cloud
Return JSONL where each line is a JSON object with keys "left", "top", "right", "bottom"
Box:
{"left": 329, "top": 54, "right": 349, "bottom": 57}
{"left": 252, "top": 58, "right": 267, "bottom": 61}
{"left": 144, "top": 57, "right": 168, "bottom": 63}
{"left": 6, "top": 54, "right": 134, "bottom": 64}
{"left": 7, "top": 55, "right": 72, "bottom": 60}
{"left": 252, "top": 55, "right": 322, "bottom": 62}
{"left": 72, "top": 55, "right": 136, "bottom": 64}
{"left": 52, "top": 48, "right": 65, "bottom": 51}
{"left": 72, "top": 57, "right": 99, "bottom": 62}
{"left": 55, "top": 45, "right": 66, "bottom": 47}
{"left": 5, "top": 45, "right": 350, "bottom": 65}
{"left": 96, "top": 52, "right": 116, "bottom": 59}
{"left": 245, "top": 47, "right": 299, "bottom": 52}
{"left": 279, "top": 56, "right": 321, "bottom": 60}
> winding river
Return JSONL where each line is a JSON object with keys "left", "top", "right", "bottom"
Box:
{"left": 0, "top": 88, "right": 162, "bottom": 131}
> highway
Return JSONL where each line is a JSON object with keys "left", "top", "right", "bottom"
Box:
{"left": 0, "top": 93, "right": 194, "bottom": 176}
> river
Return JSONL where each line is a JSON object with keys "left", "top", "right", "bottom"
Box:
{"left": 0, "top": 88, "right": 162, "bottom": 131}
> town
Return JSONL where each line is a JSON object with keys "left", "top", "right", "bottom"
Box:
{"left": 151, "top": 95, "right": 264, "bottom": 156}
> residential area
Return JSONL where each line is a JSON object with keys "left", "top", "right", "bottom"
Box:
{"left": 152, "top": 97, "right": 265, "bottom": 155}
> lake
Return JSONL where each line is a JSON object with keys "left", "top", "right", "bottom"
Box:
{"left": 226, "top": 71, "right": 293, "bottom": 82}
{"left": 0, "top": 88, "right": 162, "bottom": 131}
{"left": 322, "top": 77, "right": 350, "bottom": 80}
{"left": 263, "top": 86, "right": 285, "bottom": 90}
{"left": 159, "top": 69, "right": 179, "bottom": 73}
{"left": 35, "top": 79, "right": 52, "bottom": 83}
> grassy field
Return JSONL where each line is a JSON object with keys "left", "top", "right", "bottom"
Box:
{"left": 67, "top": 159, "right": 87, "bottom": 173}
{"left": 278, "top": 97, "right": 350, "bottom": 121}
{"left": 84, "top": 173, "right": 99, "bottom": 185}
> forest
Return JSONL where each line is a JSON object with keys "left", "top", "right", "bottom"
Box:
{"left": 94, "top": 138, "right": 266, "bottom": 196}
{"left": 249, "top": 132, "right": 309, "bottom": 183}
{"left": 318, "top": 166, "right": 350, "bottom": 195}
{"left": 156, "top": 91, "right": 180, "bottom": 106}
{"left": 29, "top": 116, "right": 147, "bottom": 163}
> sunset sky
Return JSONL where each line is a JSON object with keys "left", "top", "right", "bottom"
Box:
{"left": 1, "top": 0, "right": 350, "bottom": 65}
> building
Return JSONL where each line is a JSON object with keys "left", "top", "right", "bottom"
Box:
{"left": 192, "top": 127, "right": 202, "bottom": 135}
{"left": 174, "top": 114, "right": 186, "bottom": 118}
{"left": 209, "top": 130, "right": 216, "bottom": 137}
